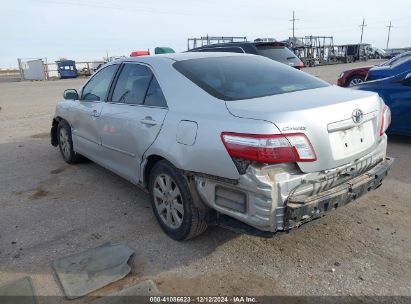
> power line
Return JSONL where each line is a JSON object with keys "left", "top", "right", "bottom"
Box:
{"left": 289, "top": 11, "right": 299, "bottom": 38}
{"left": 386, "top": 21, "right": 394, "bottom": 49}
{"left": 359, "top": 18, "right": 367, "bottom": 43}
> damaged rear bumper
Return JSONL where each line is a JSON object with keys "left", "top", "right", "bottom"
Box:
{"left": 285, "top": 157, "right": 394, "bottom": 230}
{"left": 192, "top": 136, "right": 393, "bottom": 234}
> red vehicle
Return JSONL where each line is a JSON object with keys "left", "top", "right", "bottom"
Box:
{"left": 337, "top": 66, "right": 372, "bottom": 87}
{"left": 130, "top": 50, "right": 150, "bottom": 57}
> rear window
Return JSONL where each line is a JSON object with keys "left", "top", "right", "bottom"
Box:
{"left": 173, "top": 56, "right": 328, "bottom": 101}
{"left": 255, "top": 45, "right": 299, "bottom": 63}
{"left": 198, "top": 47, "right": 244, "bottom": 53}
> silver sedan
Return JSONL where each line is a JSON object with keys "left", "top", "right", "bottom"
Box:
{"left": 51, "top": 52, "right": 393, "bottom": 240}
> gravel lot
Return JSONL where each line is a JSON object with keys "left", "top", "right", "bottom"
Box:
{"left": 0, "top": 59, "right": 410, "bottom": 300}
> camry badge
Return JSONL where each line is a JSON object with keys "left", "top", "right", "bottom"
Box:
{"left": 352, "top": 109, "right": 363, "bottom": 124}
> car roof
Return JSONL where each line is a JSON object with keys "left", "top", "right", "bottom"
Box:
{"left": 110, "top": 52, "right": 248, "bottom": 64}
{"left": 189, "top": 41, "right": 286, "bottom": 50}
{"left": 190, "top": 41, "right": 252, "bottom": 48}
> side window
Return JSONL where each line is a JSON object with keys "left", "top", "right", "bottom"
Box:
{"left": 144, "top": 77, "right": 167, "bottom": 107}
{"left": 81, "top": 64, "right": 118, "bottom": 101}
{"left": 111, "top": 64, "right": 153, "bottom": 105}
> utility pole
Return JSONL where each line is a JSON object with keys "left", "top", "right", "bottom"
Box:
{"left": 386, "top": 21, "right": 393, "bottom": 49}
{"left": 359, "top": 18, "right": 367, "bottom": 44}
{"left": 289, "top": 11, "right": 299, "bottom": 38}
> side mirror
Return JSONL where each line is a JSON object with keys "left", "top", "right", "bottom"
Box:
{"left": 63, "top": 89, "right": 79, "bottom": 100}
{"left": 402, "top": 73, "right": 411, "bottom": 85}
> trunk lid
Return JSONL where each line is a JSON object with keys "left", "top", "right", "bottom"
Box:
{"left": 225, "top": 85, "right": 383, "bottom": 173}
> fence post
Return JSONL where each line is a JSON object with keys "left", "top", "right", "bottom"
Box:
{"left": 17, "top": 58, "right": 24, "bottom": 80}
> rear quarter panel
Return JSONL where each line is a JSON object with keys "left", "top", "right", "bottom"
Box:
{"left": 141, "top": 60, "right": 281, "bottom": 180}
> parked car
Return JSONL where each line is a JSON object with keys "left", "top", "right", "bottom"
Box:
{"left": 130, "top": 50, "right": 150, "bottom": 57}
{"left": 366, "top": 51, "right": 411, "bottom": 81}
{"left": 370, "top": 47, "right": 387, "bottom": 59}
{"left": 188, "top": 41, "right": 305, "bottom": 69}
{"left": 51, "top": 53, "right": 393, "bottom": 240}
{"left": 56, "top": 60, "right": 78, "bottom": 79}
{"left": 352, "top": 70, "right": 411, "bottom": 136}
{"left": 338, "top": 51, "right": 411, "bottom": 87}
{"left": 155, "top": 47, "right": 175, "bottom": 54}
{"left": 338, "top": 66, "right": 372, "bottom": 87}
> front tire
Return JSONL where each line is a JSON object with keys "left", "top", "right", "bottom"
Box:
{"left": 149, "top": 160, "right": 207, "bottom": 240}
{"left": 57, "top": 120, "right": 80, "bottom": 164}
{"left": 347, "top": 76, "right": 365, "bottom": 87}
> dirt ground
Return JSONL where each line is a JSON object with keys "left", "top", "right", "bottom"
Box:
{"left": 0, "top": 59, "right": 410, "bottom": 301}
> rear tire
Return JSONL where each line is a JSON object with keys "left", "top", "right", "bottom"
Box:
{"left": 149, "top": 160, "right": 207, "bottom": 240}
{"left": 57, "top": 120, "right": 81, "bottom": 164}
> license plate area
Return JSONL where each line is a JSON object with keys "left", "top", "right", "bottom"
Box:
{"left": 329, "top": 120, "right": 375, "bottom": 160}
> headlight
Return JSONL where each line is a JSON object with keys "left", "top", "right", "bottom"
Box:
{"left": 338, "top": 73, "right": 344, "bottom": 79}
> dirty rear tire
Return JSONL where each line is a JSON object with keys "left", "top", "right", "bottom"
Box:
{"left": 149, "top": 160, "right": 207, "bottom": 240}
{"left": 57, "top": 120, "right": 81, "bottom": 164}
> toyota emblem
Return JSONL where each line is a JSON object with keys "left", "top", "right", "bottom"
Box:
{"left": 352, "top": 109, "right": 363, "bottom": 124}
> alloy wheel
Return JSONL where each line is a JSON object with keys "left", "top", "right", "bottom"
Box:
{"left": 349, "top": 78, "right": 364, "bottom": 86}
{"left": 153, "top": 174, "right": 184, "bottom": 229}
{"left": 59, "top": 128, "right": 71, "bottom": 159}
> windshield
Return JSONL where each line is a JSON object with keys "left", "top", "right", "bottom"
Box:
{"left": 173, "top": 56, "right": 329, "bottom": 101}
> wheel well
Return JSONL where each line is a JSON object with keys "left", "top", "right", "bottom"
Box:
{"left": 143, "top": 155, "right": 165, "bottom": 188}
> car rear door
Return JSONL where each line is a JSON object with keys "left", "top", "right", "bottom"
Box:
{"left": 99, "top": 62, "right": 168, "bottom": 183}
{"left": 70, "top": 64, "right": 119, "bottom": 159}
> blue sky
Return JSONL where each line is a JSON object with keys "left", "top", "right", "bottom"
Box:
{"left": 1, "top": 0, "right": 410, "bottom": 68}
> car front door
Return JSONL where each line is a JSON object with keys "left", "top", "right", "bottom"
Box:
{"left": 99, "top": 63, "right": 168, "bottom": 183}
{"left": 70, "top": 64, "right": 119, "bottom": 160}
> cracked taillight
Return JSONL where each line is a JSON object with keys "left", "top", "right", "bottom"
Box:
{"left": 221, "top": 132, "right": 317, "bottom": 163}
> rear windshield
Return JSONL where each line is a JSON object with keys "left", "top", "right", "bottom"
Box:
{"left": 255, "top": 45, "right": 300, "bottom": 63}
{"left": 173, "top": 56, "right": 328, "bottom": 101}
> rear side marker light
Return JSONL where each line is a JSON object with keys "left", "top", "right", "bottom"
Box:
{"left": 221, "top": 132, "right": 317, "bottom": 163}
{"left": 379, "top": 105, "right": 391, "bottom": 136}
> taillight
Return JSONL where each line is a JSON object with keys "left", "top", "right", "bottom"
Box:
{"left": 298, "top": 61, "right": 305, "bottom": 69}
{"left": 379, "top": 105, "right": 391, "bottom": 136}
{"left": 221, "top": 132, "right": 317, "bottom": 163}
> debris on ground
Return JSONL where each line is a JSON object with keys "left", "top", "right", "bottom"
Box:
{"left": 52, "top": 242, "right": 134, "bottom": 299}
{"left": 98, "top": 280, "right": 163, "bottom": 304}
{"left": 0, "top": 277, "right": 36, "bottom": 304}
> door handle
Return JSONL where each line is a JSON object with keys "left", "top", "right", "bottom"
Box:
{"left": 91, "top": 109, "right": 100, "bottom": 117}
{"left": 140, "top": 116, "right": 159, "bottom": 126}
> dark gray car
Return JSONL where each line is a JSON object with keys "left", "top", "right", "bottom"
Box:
{"left": 188, "top": 41, "right": 304, "bottom": 69}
